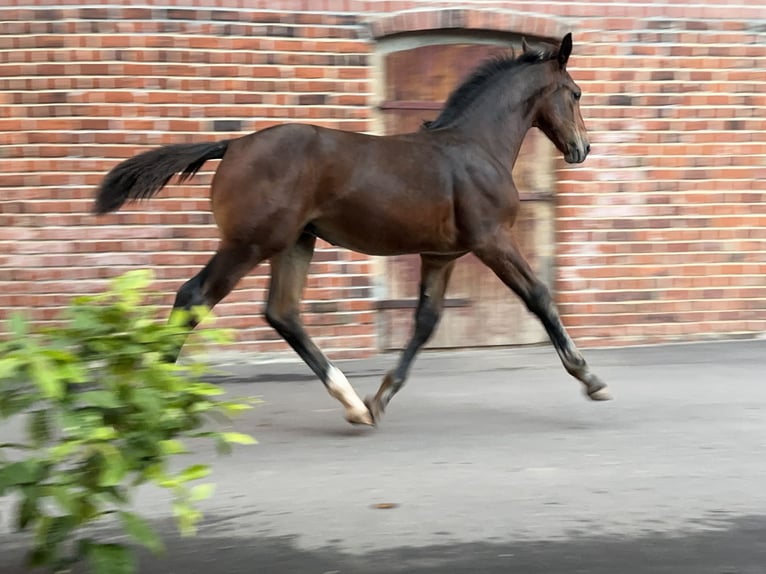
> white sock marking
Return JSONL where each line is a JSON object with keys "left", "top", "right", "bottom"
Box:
{"left": 326, "top": 365, "right": 370, "bottom": 422}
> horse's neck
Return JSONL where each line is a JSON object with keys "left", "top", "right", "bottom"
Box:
{"left": 459, "top": 71, "right": 546, "bottom": 164}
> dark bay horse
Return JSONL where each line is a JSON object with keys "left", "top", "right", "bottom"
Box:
{"left": 94, "top": 33, "right": 610, "bottom": 426}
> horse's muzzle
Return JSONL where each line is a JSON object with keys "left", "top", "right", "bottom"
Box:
{"left": 565, "top": 141, "right": 590, "bottom": 164}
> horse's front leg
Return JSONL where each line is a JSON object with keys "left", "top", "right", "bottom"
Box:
{"left": 474, "top": 227, "right": 611, "bottom": 401}
{"left": 366, "top": 254, "right": 456, "bottom": 422}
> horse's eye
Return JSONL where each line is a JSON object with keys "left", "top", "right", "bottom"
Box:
{"left": 573, "top": 91, "right": 582, "bottom": 101}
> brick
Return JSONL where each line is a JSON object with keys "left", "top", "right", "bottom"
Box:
{"left": 1, "top": 2, "right": 764, "bottom": 354}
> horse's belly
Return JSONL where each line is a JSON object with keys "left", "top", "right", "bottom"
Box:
{"left": 308, "top": 205, "right": 460, "bottom": 256}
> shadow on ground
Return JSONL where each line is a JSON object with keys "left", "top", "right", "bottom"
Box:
{"left": 2, "top": 514, "right": 765, "bottom": 574}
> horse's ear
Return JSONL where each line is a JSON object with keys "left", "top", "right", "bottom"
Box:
{"left": 521, "top": 37, "right": 530, "bottom": 53}
{"left": 558, "top": 32, "right": 573, "bottom": 68}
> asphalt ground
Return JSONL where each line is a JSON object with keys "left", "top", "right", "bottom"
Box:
{"left": 2, "top": 339, "right": 765, "bottom": 573}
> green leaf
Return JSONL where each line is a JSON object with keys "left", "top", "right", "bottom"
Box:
{"left": 220, "top": 432, "right": 257, "bottom": 445}
{"left": 139, "top": 462, "right": 166, "bottom": 484}
{"left": 119, "top": 511, "right": 164, "bottom": 555}
{"left": 45, "top": 515, "right": 78, "bottom": 546}
{"left": 30, "top": 357, "right": 64, "bottom": 400}
{"left": 157, "top": 477, "right": 180, "bottom": 489}
{"left": 189, "top": 483, "right": 215, "bottom": 502}
{"left": 172, "top": 502, "right": 202, "bottom": 537}
{"left": 90, "top": 426, "right": 118, "bottom": 441}
{"left": 60, "top": 410, "right": 101, "bottom": 435}
{"left": 49, "top": 486, "right": 76, "bottom": 515}
{"left": 0, "top": 356, "right": 22, "bottom": 379}
{"left": 188, "top": 400, "right": 213, "bottom": 414}
{"left": 41, "top": 348, "right": 77, "bottom": 363}
{"left": 176, "top": 464, "right": 211, "bottom": 483}
{"left": 112, "top": 269, "right": 153, "bottom": 293}
{"left": 197, "top": 326, "right": 233, "bottom": 344}
{"left": 132, "top": 388, "right": 162, "bottom": 417}
{"left": 9, "top": 313, "right": 28, "bottom": 338}
{"left": 187, "top": 382, "right": 224, "bottom": 397}
{"left": 94, "top": 445, "right": 126, "bottom": 487}
{"left": 189, "top": 305, "right": 211, "bottom": 325}
{"left": 17, "top": 495, "right": 39, "bottom": 530}
{"left": 48, "top": 440, "right": 81, "bottom": 461}
{"left": 57, "top": 362, "right": 88, "bottom": 384}
{"left": 168, "top": 308, "right": 191, "bottom": 328}
{"left": 158, "top": 439, "right": 188, "bottom": 455}
{"left": 87, "top": 543, "right": 134, "bottom": 574}
{"left": 0, "top": 459, "right": 47, "bottom": 485}
{"left": 220, "top": 402, "right": 255, "bottom": 414}
{"left": 77, "top": 391, "right": 121, "bottom": 409}
{"left": 32, "top": 514, "right": 51, "bottom": 546}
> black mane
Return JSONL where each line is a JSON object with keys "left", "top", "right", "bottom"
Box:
{"left": 422, "top": 48, "right": 557, "bottom": 131}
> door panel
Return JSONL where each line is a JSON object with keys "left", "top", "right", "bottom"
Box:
{"left": 377, "top": 42, "right": 556, "bottom": 350}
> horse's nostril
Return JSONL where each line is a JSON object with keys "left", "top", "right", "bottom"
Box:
{"left": 585, "top": 143, "right": 591, "bottom": 154}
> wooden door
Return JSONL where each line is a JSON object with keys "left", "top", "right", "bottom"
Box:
{"left": 376, "top": 43, "right": 556, "bottom": 350}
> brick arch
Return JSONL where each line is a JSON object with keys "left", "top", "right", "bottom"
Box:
{"left": 365, "top": 9, "right": 569, "bottom": 42}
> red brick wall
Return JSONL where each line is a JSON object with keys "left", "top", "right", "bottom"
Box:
{"left": 0, "top": 3, "right": 377, "bottom": 358}
{"left": 1, "top": 1, "right": 765, "bottom": 356}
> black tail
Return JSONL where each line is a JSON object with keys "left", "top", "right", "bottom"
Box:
{"left": 93, "top": 139, "right": 231, "bottom": 215}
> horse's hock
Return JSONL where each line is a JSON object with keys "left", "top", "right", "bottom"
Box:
{"left": 2, "top": 3, "right": 765, "bottom": 358}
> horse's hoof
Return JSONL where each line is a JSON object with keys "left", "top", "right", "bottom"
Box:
{"left": 345, "top": 407, "right": 375, "bottom": 427}
{"left": 587, "top": 385, "right": 612, "bottom": 401}
{"left": 346, "top": 400, "right": 376, "bottom": 426}
{"left": 364, "top": 395, "right": 385, "bottom": 425}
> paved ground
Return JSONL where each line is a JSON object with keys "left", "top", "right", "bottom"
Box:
{"left": 2, "top": 339, "right": 766, "bottom": 573}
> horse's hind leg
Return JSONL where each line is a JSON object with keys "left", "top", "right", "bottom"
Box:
{"left": 474, "top": 228, "right": 611, "bottom": 401}
{"left": 366, "top": 254, "right": 456, "bottom": 421}
{"left": 265, "top": 232, "right": 373, "bottom": 426}
{"left": 166, "top": 239, "right": 267, "bottom": 361}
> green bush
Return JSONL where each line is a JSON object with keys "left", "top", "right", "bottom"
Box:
{"left": 0, "top": 270, "right": 256, "bottom": 574}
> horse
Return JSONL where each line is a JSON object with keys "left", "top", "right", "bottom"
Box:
{"left": 94, "top": 33, "right": 610, "bottom": 427}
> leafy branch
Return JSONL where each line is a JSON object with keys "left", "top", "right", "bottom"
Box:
{"left": 0, "top": 270, "right": 256, "bottom": 574}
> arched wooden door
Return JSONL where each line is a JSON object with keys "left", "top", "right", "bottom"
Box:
{"left": 376, "top": 42, "right": 556, "bottom": 350}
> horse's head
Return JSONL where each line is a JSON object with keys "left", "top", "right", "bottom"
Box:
{"left": 532, "top": 33, "right": 590, "bottom": 164}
